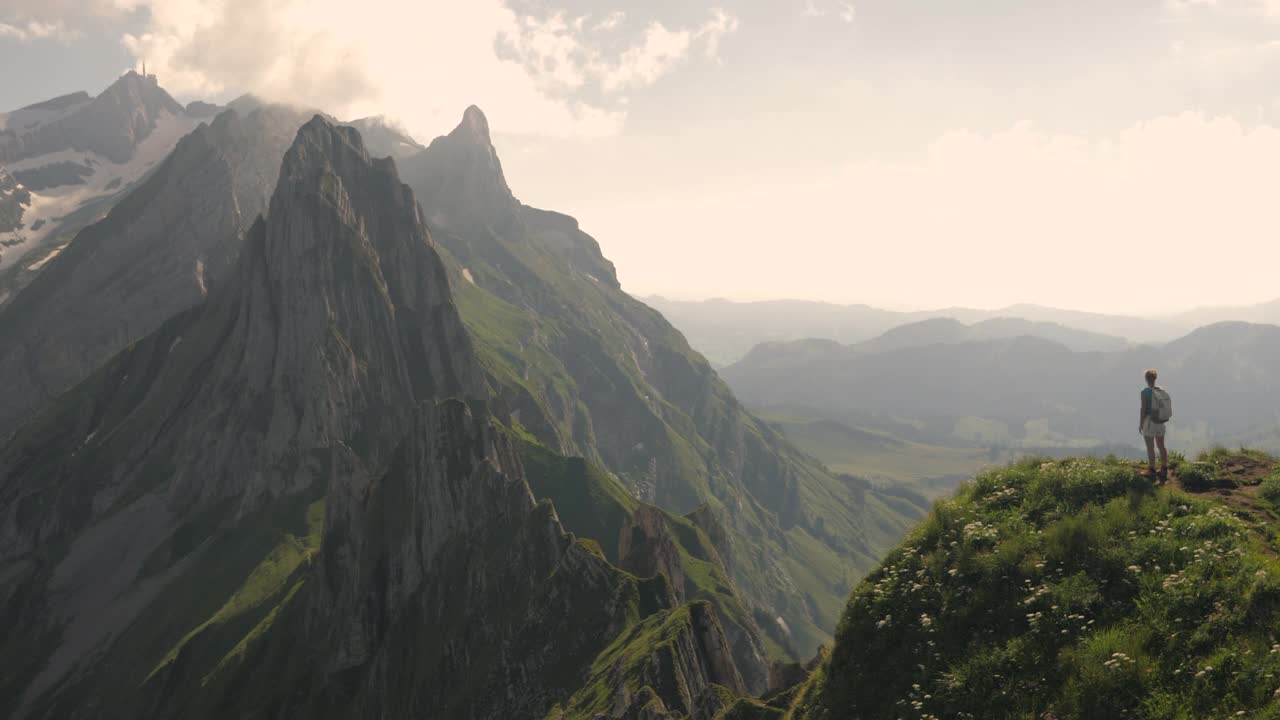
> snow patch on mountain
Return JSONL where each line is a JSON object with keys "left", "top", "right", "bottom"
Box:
{"left": 0, "top": 111, "right": 201, "bottom": 270}
{"left": 0, "top": 95, "right": 93, "bottom": 135}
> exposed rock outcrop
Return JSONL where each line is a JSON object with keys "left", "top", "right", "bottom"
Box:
{"left": 0, "top": 115, "right": 750, "bottom": 720}
{"left": 0, "top": 72, "right": 184, "bottom": 165}
{"left": 0, "top": 116, "right": 479, "bottom": 715}
{"left": 0, "top": 104, "right": 311, "bottom": 439}
{"left": 400, "top": 106, "right": 920, "bottom": 658}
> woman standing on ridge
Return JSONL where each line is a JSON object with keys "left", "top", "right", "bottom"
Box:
{"left": 1141, "top": 369, "right": 1171, "bottom": 481}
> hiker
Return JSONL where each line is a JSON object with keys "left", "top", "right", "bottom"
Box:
{"left": 1140, "top": 369, "right": 1172, "bottom": 481}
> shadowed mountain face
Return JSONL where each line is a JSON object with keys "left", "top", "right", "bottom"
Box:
{"left": 399, "top": 107, "right": 924, "bottom": 658}
{"left": 0, "top": 103, "right": 923, "bottom": 716}
{"left": 0, "top": 113, "right": 480, "bottom": 598}
{"left": 0, "top": 72, "right": 184, "bottom": 166}
{"left": 0, "top": 73, "right": 206, "bottom": 294}
{"left": 0, "top": 116, "right": 759, "bottom": 720}
{"left": 723, "top": 320, "right": 1280, "bottom": 451}
{"left": 0, "top": 104, "right": 313, "bottom": 441}
{"left": 0, "top": 167, "right": 29, "bottom": 236}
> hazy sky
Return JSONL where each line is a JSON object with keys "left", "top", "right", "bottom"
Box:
{"left": 4, "top": 0, "right": 1280, "bottom": 314}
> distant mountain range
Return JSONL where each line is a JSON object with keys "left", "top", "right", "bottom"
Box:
{"left": 722, "top": 319, "right": 1280, "bottom": 453}
{"left": 1165, "top": 297, "right": 1280, "bottom": 329}
{"left": 646, "top": 296, "right": 1280, "bottom": 366}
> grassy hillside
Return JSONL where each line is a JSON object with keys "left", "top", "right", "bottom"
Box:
{"left": 443, "top": 251, "right": 921, "bottom": 657}
{"left": 514, "top": 430, "right": 771, "bottom": 674}
{"left": 781, "top": 450, "right": 1280, "bottom": 720}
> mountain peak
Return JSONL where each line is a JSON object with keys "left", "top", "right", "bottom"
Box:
{"left": 297, "top": 113, "right": 361, "bottom": 147}
{"left": 0, "top": 69, "right": 189, "bottom": 167}
{"left": 398, "top": 105, "right": 515, "bottom": 234}
{"left": 260, "top": 113, "right": 479, "bottom": 402}
{"left": 99, "top": 70, "right": 183, "bottom": 114}
{"left": 277, "top": 114, "right": 374, "bottom": 184}
{"left": 453, "top": 105, "right": 492, "bottom": 144}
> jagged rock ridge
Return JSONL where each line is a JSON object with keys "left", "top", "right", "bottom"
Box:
{"left": 0, "top": 103, "right": 312, "bottom": 440}
{"left": 0, "top": 115, "right": 753, "bottom": 720}
{"left": 0, "top": 71, "right": 183, "bottom": 165}
{"left": 399, "top": 106, "right": 922, "bottom": 657}
{"left": 0, "top": 72, "right": 205, "bottom": 291}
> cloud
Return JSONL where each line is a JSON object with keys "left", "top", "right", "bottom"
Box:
{"left": 1164, "top": 0, "right": 1280, "bottom": 20}
{"left": 826, "top": 114, "right": 1280, "bottom": 312}
{"left": 1, "top": 0, "right": 121, "bottom": 22}
{"left": 598, "top": 23, "right": 695, "bottom": 91}
{"left": 498, "top": 8, "right": 738, "bottom": 94}
{"left": 590, "top": 113, "right": 1280, "bottom": 313}
{"left": 20, "top": 1, "right": 735, "bottom": 139}
{"left": 594, "top": 11, "right": 626, "bottom": 33}
{"left": 1187, "top": 39, "right": 1280, "bottom": 71}
{"left": 801, "top": 1, "right": 856, "bottom": 24}
{"left": 0, "top": 19, "right": 82, "bottom": 42}
{"left": 696, "top": 9, "right": 739, "bottom": 59}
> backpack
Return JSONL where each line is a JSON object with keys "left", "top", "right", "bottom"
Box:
{"left": 1151, "top": 386, "right": 1173, "bottom": 423}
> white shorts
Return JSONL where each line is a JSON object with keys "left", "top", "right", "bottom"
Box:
{"left": 1141, "top": 417, "right": 1166, "bottom": 439}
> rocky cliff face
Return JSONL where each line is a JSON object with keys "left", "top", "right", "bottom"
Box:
{"left": 0, "top": 115, "right": 750, "bottom": 720}
{"left": 128, "top": 397, "right": 731, "bottom": 720}
{"left": 0, "top": 167, "right": 29, "bottom": 237}
{"left": 400, "top": 106, "right": 619, "bottom": 302}
{"left": 0, "top": 71, "right": 184, "bottom": 165}
{"left": 0, "top": 115, "right": 479, "bottom": 713}
{"left": 0, "top": 104, "right": 311, "bottom": 440}
{"left": 400, "top": 106, "right": 921, "bottom": 658}
{"left": 0, "top": 73, "right": 204, "bottom": 282}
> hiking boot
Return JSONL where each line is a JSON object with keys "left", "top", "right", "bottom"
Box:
{"left": 1157, "top": 469, "right": 1168, "bottom": 483}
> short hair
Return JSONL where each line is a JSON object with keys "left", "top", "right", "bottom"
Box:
{"left": 1145, "top": 369, "right": 1158, "bottom": 383}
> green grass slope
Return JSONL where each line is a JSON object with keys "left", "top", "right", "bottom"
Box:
{"left": 549, "top": 600, "right": 737, "bottom": 719}
{"left": 515, "top": 432, "right": 769, "bottom": 680}
{"left": 440, "top": 228, "right": 920, "bottom": 658}
{"left": 787, "top": 450, "right": 1280, "bottom": 720}
{"left": 8, "top": 486, "right": 326, "bottom": 719}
